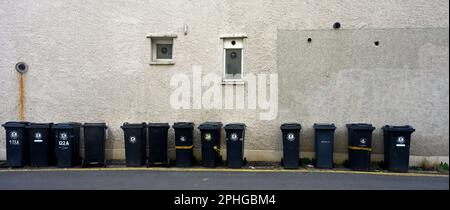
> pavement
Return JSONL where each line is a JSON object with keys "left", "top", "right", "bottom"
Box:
{"left": 0, "top": 167, "right": 448, "bottom": 190}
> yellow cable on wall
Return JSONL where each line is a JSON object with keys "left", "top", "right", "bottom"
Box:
{"left": 18, "top": 74, "right": 25, "bottom": 121}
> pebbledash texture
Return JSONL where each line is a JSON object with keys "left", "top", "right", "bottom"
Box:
{"left": 0, "top": 0, "right": 448, "bottom": 166}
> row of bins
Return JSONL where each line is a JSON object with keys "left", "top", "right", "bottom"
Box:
{"left": 280, "top": 123, "right": 415, "bottom": 172}
{"left": 281, "top": 123, "right": 338, "bottom": 169}
{"left": 120, "top": 123, "right": 173, "bottom": 167}
{"left": 2, "top": 121, "right": 415, "bottom": 172}
{"left": 2, "top": 122, "right": 107, "bottom": 168}
{"left": 120, "top": 122, "right": 246, "bottom": 168}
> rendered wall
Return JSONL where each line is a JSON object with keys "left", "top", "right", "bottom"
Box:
{"left": 0, "top": 0, "right": 448, "bottom": 165}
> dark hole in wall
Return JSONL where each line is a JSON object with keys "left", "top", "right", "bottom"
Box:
{"left": 333, "top": 22, "right": 341, "bottom": 29}
{"left": 18, "top": 63, "right": 26, "bottom": 71}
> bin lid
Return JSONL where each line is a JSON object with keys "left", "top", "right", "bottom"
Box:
{"left": 198, "top": 122, "right": 222, "bottom": 130}
{"left": 52, "top": 122, "right": 82, "bottom": 129}
{"left": 382, "top": 125, "right": 415, "bottom": 132}
{"left": 224, "top": 123, "right": 246, "bottom": 130}
{"left": 83, "top": 123, "right": 107, "bottom": 128}
{"left": 147, "top": 123, "right": 170, "bottom": 128}
{"left": 280, "top": 123, "right": 302, "bottom": 130}
{"left": 346, "top": 123, "right": 375, "bottom": 130}
{"left": 172, "top": 122, "right": 195, "bottom": 129}
{"left": 1, "top": 121, "right": 28, "bottom": 128}
{"left": 25, "top": 123, "right": 53, "bottom": 128}
{"left": 121, "top": 122, "right": 146, "bottom": 129}
{"left": 313, "top": 123, "right": 336, "bottom": 130}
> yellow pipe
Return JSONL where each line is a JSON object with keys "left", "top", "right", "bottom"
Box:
{"left": 18, "top": 74, "right": 25, "bottom": 120}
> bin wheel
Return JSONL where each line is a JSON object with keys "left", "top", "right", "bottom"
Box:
{"left": 243, "top": 158, "right": 248, "bottom": 166}
{"left": 165, "top": 158, "right": 170, "bottom": 168}
{"left": 218, "top": 155, "right": 223, "bottom": 165}
{"left": 192, "top": 156, "right": 196, "bottom": 165}
{"left": 145, "top": 159, "right": 149, "bottom": 168}
{"left": 280, "top": 158, "right": 284, "bottom": 167}
{"left": 81, "top": 160, "right": 85, "bottom": 168}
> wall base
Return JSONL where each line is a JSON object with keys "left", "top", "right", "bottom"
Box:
{"left": 0, "top": 149, "right": 448, "bottom": 167}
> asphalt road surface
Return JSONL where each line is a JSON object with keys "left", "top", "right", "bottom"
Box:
{"left": 0, "top": 169, "right": 447, "bottom": 190}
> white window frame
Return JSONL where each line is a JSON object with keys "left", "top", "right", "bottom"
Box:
{"left": 221, "top": 34, "right": 247, "bottom": 83}
{"left": 146, "top": 34, "right": 177, "bottom": 65}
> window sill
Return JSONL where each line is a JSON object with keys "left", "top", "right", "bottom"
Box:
{"left": 149, "top": 61, "right": 175, "bottom": 65}
{"left": 221, "top": 80, "right": 245, "bottom": 85}
{"left": 146, "top": 34, "right": 178, "bottom": 38}
{"left": 220, "top": 34, "right": 248, "bottom": 39}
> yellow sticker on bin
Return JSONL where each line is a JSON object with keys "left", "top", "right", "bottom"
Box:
{"left": 348, "top": 146, "right": 372, "bottom": 151}
{"left": 176, "top": 145, "right": 194, "bottom": 150}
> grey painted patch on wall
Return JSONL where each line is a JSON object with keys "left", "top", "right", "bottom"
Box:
{"left": 277, "top": 28, "right": 449, "bottom": 156}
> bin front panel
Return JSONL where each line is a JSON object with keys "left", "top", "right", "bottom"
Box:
{"left": 28, "top": 127, "right": 53, "bottom": 167}
{"left": 348, "top": 150, "right": 371, "bottom": 170}
{"left": 123, "top": 127, "right": 147, "bottom": 166}
{"left": 315, "top": 129, "right": 335, "bottom": 169}
{"left": 84, "top": 126, "right": 106, "bottom": 163}
{"left": 176, "top": 149, "right": 193, "bottom": 167}
{"left": 201, "top": 129, "right": 221, "bottom": 148}
{"left": 4, "top": 126, "right": 28, "bottom": 167}
{"left": 200, "top": 128, "right": 221, "bottom": 167}
{"left": 54, "top": 129, "right": 76, "bottom": 167}
{"left": 175, "top": 128, "right": 193, "bottom": 146}
{"left": 226, "top": 129, "right": 245, "bottom": 168}
{"left": 387, "top": 131, "right": 412, "bottom": 172}
{"left": 348, "top": 128, "right": 374, "bottom": 171}
{"left": 148, "top": 127, "right": 169, "bottom": 164}
{"left": 349, "top": 129, "right": 373, "bottom": 148}
{"left": 281, "top": 129, "right": 300, "bottom": 169}
{"left": 174, "top": 127, "right": 194, "bottom": 167}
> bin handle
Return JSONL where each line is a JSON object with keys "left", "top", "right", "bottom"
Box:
{"left": 213, "top": 146, "right": 220, "bottom": 153}
{"left": 348, "top": 146, "right": 372, "bottom": 152}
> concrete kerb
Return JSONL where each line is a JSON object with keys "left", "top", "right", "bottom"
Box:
{"left": 0, "top": 166, "right": 447, "bottom": 178}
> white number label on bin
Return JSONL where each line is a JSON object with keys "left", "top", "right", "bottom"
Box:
{"left": 180, "top": 136, "right": 186, "bottom": 142}
{"left": 320, "top": 140, "right": 331, "bottom": 144}
{"left": 9, "top": 140, "right": 20, "bottom": 145}
{"left": 34, "top": 132, "right": 43, "bottom": 143}
{"left": 129, "top": 136, "right": 137, "bottom": 144}
{"left": 396, "top": 136, "right": 406, "bottom": 147}
{"left": 287, "top": 133, "right": 295, "bottom": 142}
{"left": 59, "top": 141, "right": 69, "bottom": 146}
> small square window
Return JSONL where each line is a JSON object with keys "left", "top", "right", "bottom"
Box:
{"left": 156, "top": 44, "right": 173, "bottom": 59}
{"left": 222, "top": 38, "right": 245, "bottom": 81}
{"left": 225, "top": 49, "right": 242, "bottom": 79}
{"left": 147, "top": 34, "right": 177, "bottom": 65}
